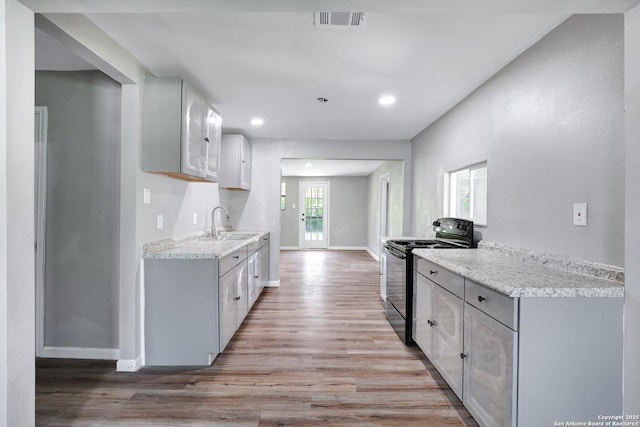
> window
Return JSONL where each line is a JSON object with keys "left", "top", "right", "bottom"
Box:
{"left": 445, "top": 162, "right": 487, "bottom": 226}
{"left": 280, "top": 182, "right": 287, "bottom": 210}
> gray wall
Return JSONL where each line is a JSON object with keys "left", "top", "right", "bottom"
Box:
{"left": 411, "top": 14, "right": 624, "bottom": 266}
{"left": 36, "top": 70, "right": 121, "bottom": 350}
{"left": 367, "top": 161, "right": 404, "bottom": 257}
{"left": 625, "top": 4, "right": 640, "bottom": 415}
{"left": 280, "top": 176, "right": 368, "bottom": 248}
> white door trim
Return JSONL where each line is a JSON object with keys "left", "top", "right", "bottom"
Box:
{"left": 379, "top": 172, "right": 391, "bottom": 240}
{"left": 35, "top": 106, "right": 48, "bottom": 357}
{"left": 299, "top": 181, "right": 330, "bottom": 249}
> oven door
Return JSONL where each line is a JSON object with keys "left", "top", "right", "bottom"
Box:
{"left": 384, "top": 245, "right": 407, "bottom": 317}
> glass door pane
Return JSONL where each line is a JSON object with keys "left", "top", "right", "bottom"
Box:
{"left": 299, "top": 182, "right": 329, "bottom": 249}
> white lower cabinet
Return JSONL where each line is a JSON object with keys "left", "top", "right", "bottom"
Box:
{"left": 463, "top": 303, "right": 517, "bottom": 427}
{"left": 144, "top": 233, "right": 270, "bottom": 366}
{"left": 414, "top": 256, "right": 624, "bottom": 427}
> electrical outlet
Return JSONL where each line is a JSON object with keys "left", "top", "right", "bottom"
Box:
{"left": 573, "top": 203, "right": 587, "bottom": 226}
{"left": 193, "top": 212, "right": 198, "bottom": 225}
{"left": 157, "top": 214, "right": 164, "bottom": 229}
{"left": 143, "top": 188, "right": 151, "bottom": 204}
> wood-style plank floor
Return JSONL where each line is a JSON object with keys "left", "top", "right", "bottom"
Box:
{"left": 36, "top": 250, "right": 478, "bottom": 426}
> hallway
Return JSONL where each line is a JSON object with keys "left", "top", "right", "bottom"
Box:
{"left": 36, "top": 250, "right": 476, "bottom": 426}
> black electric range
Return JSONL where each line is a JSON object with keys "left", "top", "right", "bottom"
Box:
{"left": 384, "top": 218, "right": 474, "bottom": 345}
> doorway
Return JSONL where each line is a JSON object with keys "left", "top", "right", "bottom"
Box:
{"left": 299, "top": 181, "right": 329, "bottom": 249}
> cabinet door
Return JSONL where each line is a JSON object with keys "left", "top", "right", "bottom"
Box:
{"left": 204, "top": 106, "right": 221, "bottom": 182}
{"left": 413, "top": 274, "right": 435, "bottom": 359}
{"left": 247, "top": 252, "right": 259, "bottom": 309}
{"left": 181, "top": 84, "right": 207, "bottom": 178}
{"left": 432, "top": 286, "right": 464, "bottom": 400}
{"left": 260, "top": 244, "right": 269, "bottom": 291}
{"left": 235, "top": 260, "right": 249, "bottom": 325}
{"left": 463, "top": 303, "right": 517, "bottom": 427}
{"left": 239, "top": 136, "right": 251, "bottom": 189}
{"left": 219, "top": 267, "right": 237, "bottom": 351}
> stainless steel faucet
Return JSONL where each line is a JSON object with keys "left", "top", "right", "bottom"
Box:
{"left": 211, "top": 206, "right": 230, "bottom": 236}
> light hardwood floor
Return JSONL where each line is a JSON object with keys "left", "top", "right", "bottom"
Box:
{"left": 36, "top": 250, "right": 477, "bottom": 426}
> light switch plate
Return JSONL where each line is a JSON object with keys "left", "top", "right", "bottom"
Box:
{"left": 573, "top": 203, "right": 587, "bottom": 226}
{"left": 193, "top": 212, "right": 198, "bottom": 225}
{"left": 143, "top": 188, "right": 151, "bottom": 204}
{"left": 157, "top": 214, "right": 164, "bottom": 229}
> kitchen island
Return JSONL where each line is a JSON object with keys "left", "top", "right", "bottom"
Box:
{"left": 412, "top": 242, "right": 624, "bottom": 427}
{"left": 142, "top": 231, "right": 270, "bottom": 366}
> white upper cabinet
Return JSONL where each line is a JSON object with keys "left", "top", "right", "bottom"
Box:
{"left": 142, "top": 76, "right": 221, "bottom": 182}
{"left": 219, "top": 134, "right": 251, "bottom": 190}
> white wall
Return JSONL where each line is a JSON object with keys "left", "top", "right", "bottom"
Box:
{"left": 227, "top": 138, "right": 412, "bottom": 281}
{"left": 1, "top": 1, "right": 35, "bottom": 425}
{"left": 625, "top": 4, "right": 640, "bottom": 415}
{"left": 280, "top": 176, "right": 368, "bottom": 248}
{"left": 367, "top": 160, "right": 404, "bottom": 257}
{"left": 411, "top": 14, "right": 624, "bottom": 266}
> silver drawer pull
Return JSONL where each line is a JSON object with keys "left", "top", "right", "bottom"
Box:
{"left": 427, "top": 319, "right": 437, "bottom": 327}
{"left": 460, "top": 353, "right": 467, "bottom": 359}
{"left": 478, "top": 295, "right": 486, "bottom": 302}
{"left": 234, "top": 296, "right": 241, "bottom": 301}
{"left": 429, "top": 270, "right": 438, "bottom": 275}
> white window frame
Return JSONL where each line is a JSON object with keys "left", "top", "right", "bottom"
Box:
{"left": 444, "top": 161, "right": 487, "bottom": 226}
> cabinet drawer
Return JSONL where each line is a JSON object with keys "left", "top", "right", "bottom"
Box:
{"left": 259, "top": 233, "right": 270, "bottom": 248}
{"left": 247, "top": 233, "right": 269, "bottom": 254}
{"left": 416, "top": 258, "right": 464, "bottom": 299}
{"left": 219, "top": 247, "right": 247, "bottom": 276}
{"left": 465, "top": 279, "right": 518, "bottom": 330}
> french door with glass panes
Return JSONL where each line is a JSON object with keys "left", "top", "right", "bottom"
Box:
{"left": 299, "top": 181, "right": 329, "bottom": 249}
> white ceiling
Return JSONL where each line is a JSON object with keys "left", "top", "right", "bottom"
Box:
{"left": 281, "top": 159, "right": 386, "bottom": 177}
{"left": 29, "top": 0, "right": 640, "bottom": 141}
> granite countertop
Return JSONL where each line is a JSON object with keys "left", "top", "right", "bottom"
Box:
{"left": 412, "top": 246, "right": 624, "bottom": 298}
{"left": 142, "top": 230, "right": 269, "bottom": 260}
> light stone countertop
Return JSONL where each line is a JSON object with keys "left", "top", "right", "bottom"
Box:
{"left": 142, "top": 230, "right": 269, "bottom": 260}
{"left": 412, "top": 247, "right": 624, "bottom": 298}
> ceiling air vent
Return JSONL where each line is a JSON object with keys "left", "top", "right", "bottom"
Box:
{"left": 314, "top": 12, "right": 366, "bottom": 29}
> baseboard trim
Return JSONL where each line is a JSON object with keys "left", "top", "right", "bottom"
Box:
{"left": 366, "top": 248, "right": 379, "bottom": 262}
{"left": 265, "top": 280, "right": 280, "bottom": 288}
{"left": 280, "top": 246, "right": 299, "bottom": 250}
{"left": 117, "top": 357, "right": 144, "bottom": 372}
{"left": 328, "top": 246, "right": 368, "bottom": 251}
{"left": 42, "top": 346, "right": 119, "bottom": 360}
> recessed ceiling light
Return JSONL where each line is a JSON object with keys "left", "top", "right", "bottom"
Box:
{"left": 378, "top": 95, "right": 396, "bottom": 106}
{"left": 251, "top": 118, "right": 264, "bottom": 126}
{"left": 305, "top": 163, "right": 312, "bottom": 168}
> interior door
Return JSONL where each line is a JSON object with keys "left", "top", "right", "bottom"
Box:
{"left": 299, "top": 181, "right": 329, "bottom": 249}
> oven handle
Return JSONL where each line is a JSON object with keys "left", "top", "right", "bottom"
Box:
{"left": 384, "top": 245, "right": 407, "bottom": 260}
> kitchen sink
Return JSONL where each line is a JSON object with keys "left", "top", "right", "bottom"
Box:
{"left": 202, "top": 233, "right": 258, "bottom": 241}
